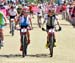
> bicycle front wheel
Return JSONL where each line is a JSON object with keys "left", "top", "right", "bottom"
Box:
{"left": 49, "top": 36, "right": 54, "bottom": 57}
{"left": 21, "top": 35, "right": 27, "bottom": 57}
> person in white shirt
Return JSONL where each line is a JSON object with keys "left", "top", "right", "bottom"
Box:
{"left": 37, "top": 5, "right": 43, "bottom": 28}
{"left": 8, "top": 5, "right": 18, "bottom": 33}
{"left": 8, "top": 6, "right": 17, "bottom": 18}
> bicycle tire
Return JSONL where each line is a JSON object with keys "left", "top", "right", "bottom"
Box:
{"left": 49, "top": 35, "right": 54, "bottom": 57}
{"left": 22, "top": 35, "right": 27, "bottom": 57}
{"left": 11, "top": 22, "right": 14, "bottom": 36}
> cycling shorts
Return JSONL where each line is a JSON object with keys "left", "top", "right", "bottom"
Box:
{"left": 20, "top": 25, "right": 29, "bottom": 33}
{"left": 46, "top": 25, "right": 54, "bottom": 32}
{"left": 20, "top": 25, "right": 28, "bottom": 28}
{"left": 0, "top": 25, "right": 4, "bottom": 29}
{"left": 10, "top": 16, "right": 16, "bottom": 19}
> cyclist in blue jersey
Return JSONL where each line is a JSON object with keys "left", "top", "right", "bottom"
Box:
{"left": 16, "top": 10, "right": 32, "bottom": 51}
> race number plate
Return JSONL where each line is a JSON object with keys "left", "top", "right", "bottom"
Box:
{"left": 49, "top": 29, "right": 54, "bottom": 33}
{"left": 21, "top": 28, "right": 27, "bottom": 32}
{"left": 11, "top": 19, "right": 14, "bottom": 21}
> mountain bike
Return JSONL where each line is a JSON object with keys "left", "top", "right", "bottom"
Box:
{"left": 16, "top": 27, "right": 31, "bottom": 57}
{"left": 42, "top": 26, "right": 61, "bottom": 57}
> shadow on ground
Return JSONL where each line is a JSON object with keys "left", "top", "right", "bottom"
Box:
{"left": 0, "top": 54, "right": 51, "bottom": 58}
{"left": 4, "top": 35, "right": 11, "bottom": 37}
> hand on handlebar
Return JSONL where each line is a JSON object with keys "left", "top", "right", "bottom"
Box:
{"left": 58, "top": 26, "right": 62, "bottom": 31}
{"left": 42, "top": 27, "right": 46, "bottom": 31}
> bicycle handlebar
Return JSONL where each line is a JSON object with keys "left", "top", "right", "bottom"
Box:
{"left": 42, "top": 26, "right": 62, "bottom": 32}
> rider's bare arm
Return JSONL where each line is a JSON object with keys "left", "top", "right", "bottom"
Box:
{"left": 3, "top": 14, "right": 9, "bottom": 25}
{"left": 55, "top": 15, "right": 60, "bottom": 27}
{"left": 57, "top": 20, "right": 60, "bottom": 27}
{"left": 29, "top": 18, "right": 33, "bottom": 28}
{"left": 28, "top": 15, "right": 33, "bottom": 28}
{"left": 15, "top": 16, "right": 20, "bottom": 26}
{"left": 42, "top": 14, "right": 48, "bottom": 27}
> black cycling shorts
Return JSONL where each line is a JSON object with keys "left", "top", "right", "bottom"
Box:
{"left": 46, "top": 25, "right": 54, "bottom": 31}
{"left": 10, "top": 16, "right": 16, "bottom": 19}
{"left": 20, "top": 26, "right": 28, "bottom": 29}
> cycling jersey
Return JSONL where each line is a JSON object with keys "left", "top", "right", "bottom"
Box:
{"left": 47, "top": 15, "right": 55, "bottom": 26}
{"left": 44, "top": 14, "right": 56, "bottom": 26}
{"left": 8, "top": 9, "right": 17, "bottom": 16}
{"left": 45, "top": 14, "right": 57, "bottom": 31}
{"left": 0, "top": 12, "right": 5, "bottom": 25}
{"left": 61, "top": 5, "right": 66, "bottom": 11}
{"left": 19, "top": 15, "right": 30, "bottom": 27}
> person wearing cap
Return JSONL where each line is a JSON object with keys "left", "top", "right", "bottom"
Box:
{"left": 42, "top": 8, "right": 61, "bottom": 48}
{"left": 17, "top": 5, "right": 22, "bottom": 15}
{"left": 15, "top": 10, "right": 32, "bottom": 51}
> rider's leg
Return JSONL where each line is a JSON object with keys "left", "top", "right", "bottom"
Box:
{"left": 53, "top": 33, "right": 56, "bottom": 42}
{"left": 38, "top": 16, "right": 41, "bottom": 28}
{"left": 27, "top": 30, "right": 30, "bottom": 44}
{"left": 20, "top": 32, "right": 22, "bottom": 51}
{"left": 46, "top": 25, "right": 50, "bottom": 48}
{"left": 9, "top": 20, "right": 11, "bottom": 33}
{"left": 37, "top": 16, "right": 39, "bottom": 27}
{"left": 0, "top": 29, "right": 4, "bottom": 46}
{"left": 30, "top": 11, "right": 34, "bottom": 18}
{"left": 31, "top": 11, "right": 34, "bottom": 18}
{"left": 53, "top": 33, "right": 56, "bottom": 47}
{"left": 46, "top": 32, "right": 51, "bottom": 48}
{"left": 0, "top": 29, "right": 4, "bottom": 41}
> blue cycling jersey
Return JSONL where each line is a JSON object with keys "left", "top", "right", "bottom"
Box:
{"left": 19, "top": 16, "right": 29, "bottom": 27}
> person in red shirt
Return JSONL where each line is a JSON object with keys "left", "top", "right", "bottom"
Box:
{"left": 60, "top": 1, "right": 67, "bottom": 20}
{"left": 29, "top": 3, "right": 34, "bottom": 18}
